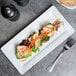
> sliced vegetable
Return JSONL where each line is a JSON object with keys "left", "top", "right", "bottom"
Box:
{"left": 46, "top": 24, "right": 54, "bottom": 28}
{"left": 40, "top": 36, "right": 50, "bottom": 46}
{"left": 23, "top": 53, "right": 32, "bottom": 58}
{"left": 32, "top": 47, "right": 40, "bottom": 53}
{"left": 16, "top": 50, "right": 22, "bottom": 59}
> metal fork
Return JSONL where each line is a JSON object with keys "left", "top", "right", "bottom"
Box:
{"left": 46, "top": 37, "right": 76, "bottom": 72}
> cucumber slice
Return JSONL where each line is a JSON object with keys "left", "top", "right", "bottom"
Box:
{"left": 16, "top": 50, "right": 22, "bottom": 59}
{"left": 46, "top": 24, "right": 54, "bottom": 28}
{"left": 32, "top": 47, "right": 40, "bottom": 53}
{"left": 48, "top": 32, "right": 52, "bottom": 37}
{"left": 46, "top": 24, "right": 54, "bottom": 37}
{"left": 23, "top": 53, "right": 32, "bottom": 58}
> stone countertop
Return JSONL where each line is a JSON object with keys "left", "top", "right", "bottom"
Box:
{"left": 0, "top": 0, "right": 76, "bottom": 76}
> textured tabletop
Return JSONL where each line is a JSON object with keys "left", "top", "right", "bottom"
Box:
{"left": 0, "top": 0, "right": 76, "bottom": 76}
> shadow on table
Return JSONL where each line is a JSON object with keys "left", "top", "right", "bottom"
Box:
{"left": 0, "top": 0, "right": 7, "bottom": 7}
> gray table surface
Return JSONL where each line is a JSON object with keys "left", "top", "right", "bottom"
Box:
{"left": 0, "top": 0, "right": 76, "bottom": 76}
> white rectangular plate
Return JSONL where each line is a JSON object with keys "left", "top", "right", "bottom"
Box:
{"left": 1, "top": 6, "right": 75, "bottom": 75}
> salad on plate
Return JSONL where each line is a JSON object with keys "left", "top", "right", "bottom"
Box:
{"left": 16, "top": 19, "right": 64, "bottom": 62}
